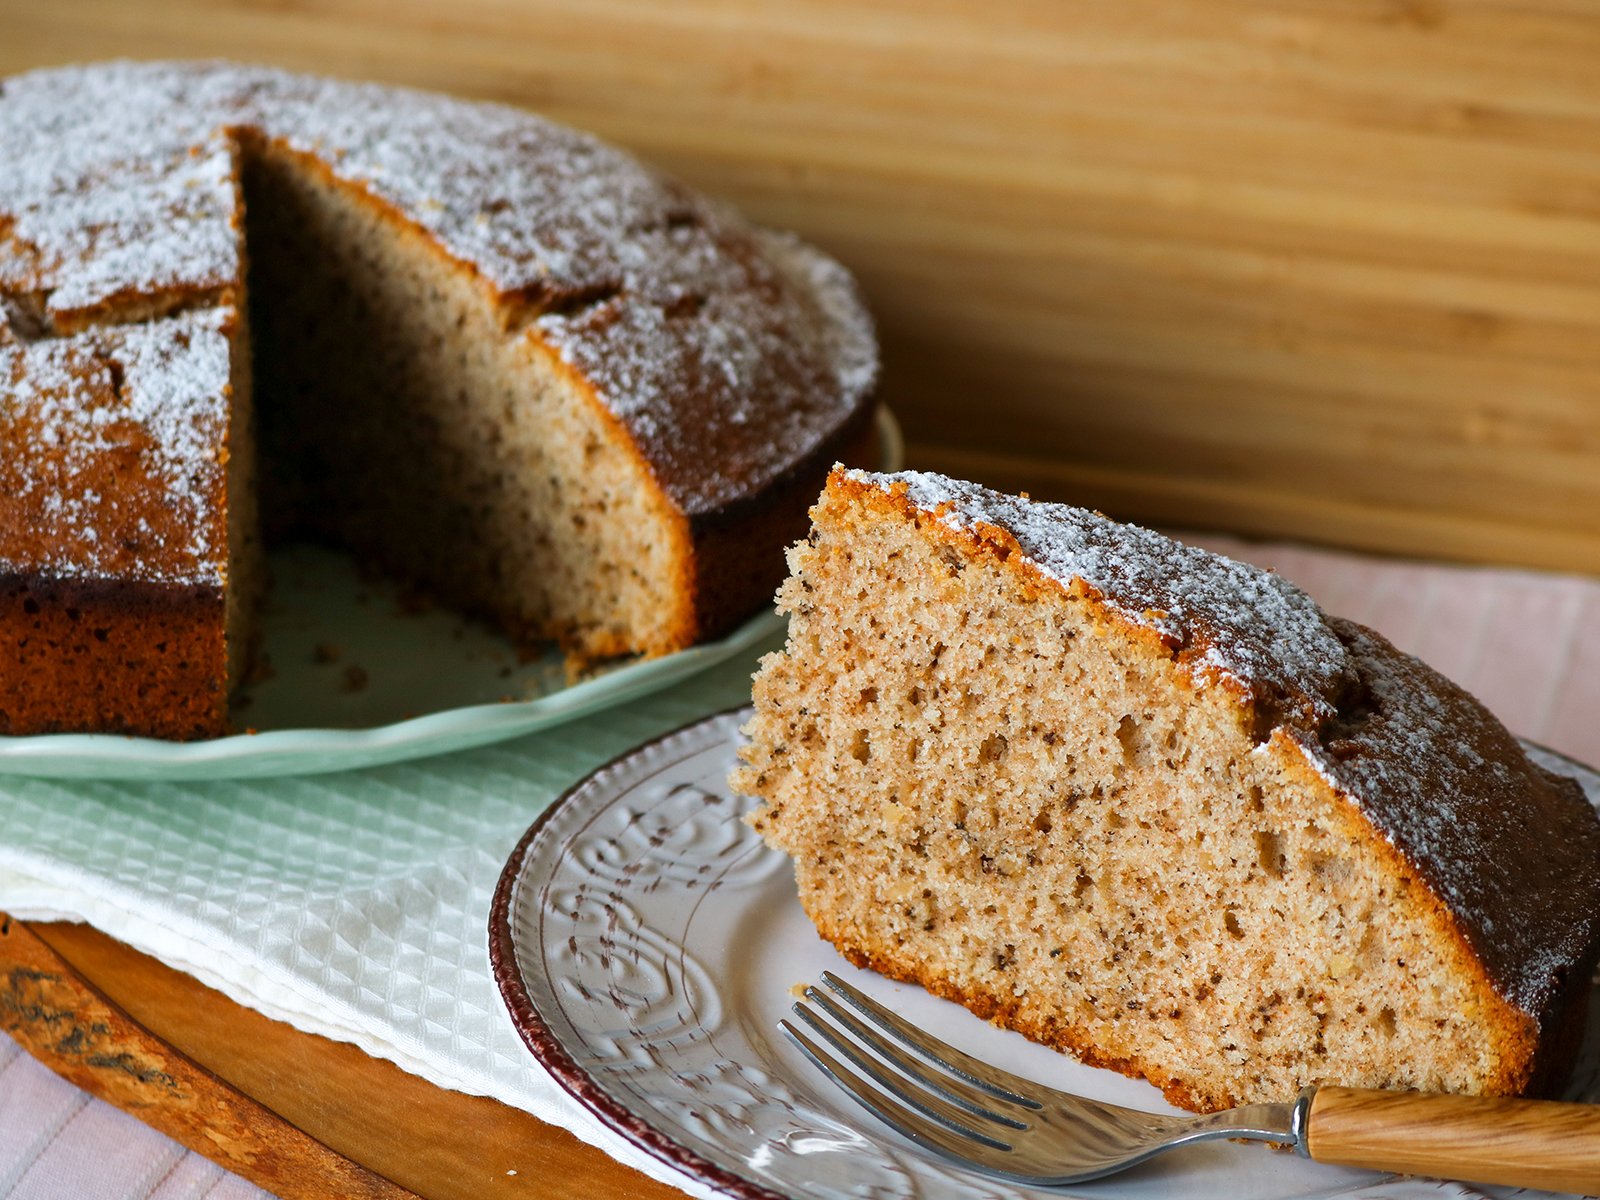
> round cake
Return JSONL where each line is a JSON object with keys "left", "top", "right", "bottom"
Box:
{"left": 0, "top": 61, "right": 878, "bottom": 739}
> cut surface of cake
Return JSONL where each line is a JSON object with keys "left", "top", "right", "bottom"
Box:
{"left": 0, "top": 61, "right": 877, "bottom": 738}
{"left": 732, "top": 468, "right": 1600, "bottom": 1111}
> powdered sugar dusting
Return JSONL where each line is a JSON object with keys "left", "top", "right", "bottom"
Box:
{"left": 0, "top": 62, "right": 243, "bottom": 324}
{"left": 536, "top": 220, "right": 876, "bottom": 511}
{"left": 265, "top": 76, "right": 694, "bottom": 298}
{"left": 754, "top": 229, "right": 879, "bottom": 403}
{"left": 0, "top": 308, "right": 233, "bottom": 584}
{"left": 851, "top": 468, "right": 1353, "bottom": 725}
{"left": 0, "top": 61, "right": 876, "bottom": 514}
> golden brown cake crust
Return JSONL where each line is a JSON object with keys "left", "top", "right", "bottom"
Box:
{"left": 1303, "top": 618, "right": 1600, "bottom": 1096}
{"left": 0, "top": 573, "right": 228, "bottom": 739}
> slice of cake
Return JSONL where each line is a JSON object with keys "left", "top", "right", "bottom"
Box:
{"left": 733, "top": 468, "right": 1600, "bottom": 1111}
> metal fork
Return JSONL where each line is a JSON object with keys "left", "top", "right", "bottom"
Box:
{"left": 781, "top": 971, "right": 1600, "bottom": 1193}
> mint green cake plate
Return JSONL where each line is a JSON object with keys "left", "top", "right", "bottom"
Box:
{"left": 0, "top": 411, "right": 900, "bottom": 781}
{"left": 0, "top": 546, "right": 786, "bottom": 782}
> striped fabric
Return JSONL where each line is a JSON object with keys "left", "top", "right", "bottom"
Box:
{"left": 0, "top": 1035, "right": 271, "bottom": 1199}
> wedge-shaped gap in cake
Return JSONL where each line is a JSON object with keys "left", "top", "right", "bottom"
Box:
{"left": 238, "top": 134, "right": 690, "bottom": 665}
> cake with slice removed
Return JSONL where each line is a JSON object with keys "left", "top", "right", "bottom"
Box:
{"left": 732, "top": 467, "right": 1600, "bottom": 1111}
{"left": 0, "top": 61, "right": 877, "bottom": 739}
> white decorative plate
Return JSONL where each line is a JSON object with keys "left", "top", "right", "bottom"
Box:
{"left": 490, "top": 708, "right": 1600, "bottom": 1200}
{"left": 0, "top": 412, "right": 901, "bottom": 781}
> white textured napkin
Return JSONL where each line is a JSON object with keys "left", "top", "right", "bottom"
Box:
{"left": 0, "top": 1034, "right": 274, "bottom": 1199}
{"left": 0, "top": 651, "right": 768, "bottom": 1200}
{"left": 2, "top": 537, "right": 1599, "bottom": 1199}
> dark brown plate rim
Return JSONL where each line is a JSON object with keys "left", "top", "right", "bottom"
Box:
{"left": 486, "top": 704, "right": 790, "bottom": 1200}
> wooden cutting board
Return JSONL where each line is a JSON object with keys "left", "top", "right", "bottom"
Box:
{"left": 0, "top": 914, "right": 680, "bottom": 1200}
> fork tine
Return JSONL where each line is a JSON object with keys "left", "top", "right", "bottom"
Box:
{"left": 779, "top": 1018, "right": 1013, "bottom": 1161}
{"left": 789, "top": 1000, "right": 1019, "bottom": 1145}
{"left": 819, "top": 971, "right": 1041, "bottom": 1108}
{"left": 802, "top": 986, "right": 1028, "bottom": 1128}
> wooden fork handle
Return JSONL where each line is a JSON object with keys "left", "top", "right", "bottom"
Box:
{"left": 1305, "top": 1085, "right": 1600, "bottom": 1193}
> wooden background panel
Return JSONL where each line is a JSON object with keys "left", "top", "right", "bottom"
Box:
{"left": 5, "top": 0, "right": 1600, "bottom": 570}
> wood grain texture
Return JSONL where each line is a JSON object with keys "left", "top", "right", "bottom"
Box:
{"left": 4, "top": 0, "right": 1600, "bottom": 570}
{"left": 1307, "top": 1085, "right": 1600, "bottom": 1193}
{"left": 0, "top": 916, "right": 683, "bottom": 1200}
{"left": 0, "top": 915, "right": 413, "bottom": 1199}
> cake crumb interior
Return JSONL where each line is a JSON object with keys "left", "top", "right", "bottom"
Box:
{"left": 242, "top": 136, "right": 684, "bottom": 663}
{"left": 734, "top": 486, "right": 1505, "bottom": 1111}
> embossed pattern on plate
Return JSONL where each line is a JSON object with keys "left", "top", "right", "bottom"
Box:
{"left": 491, "top": 709, "right": 1600, "bottom": 1200}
